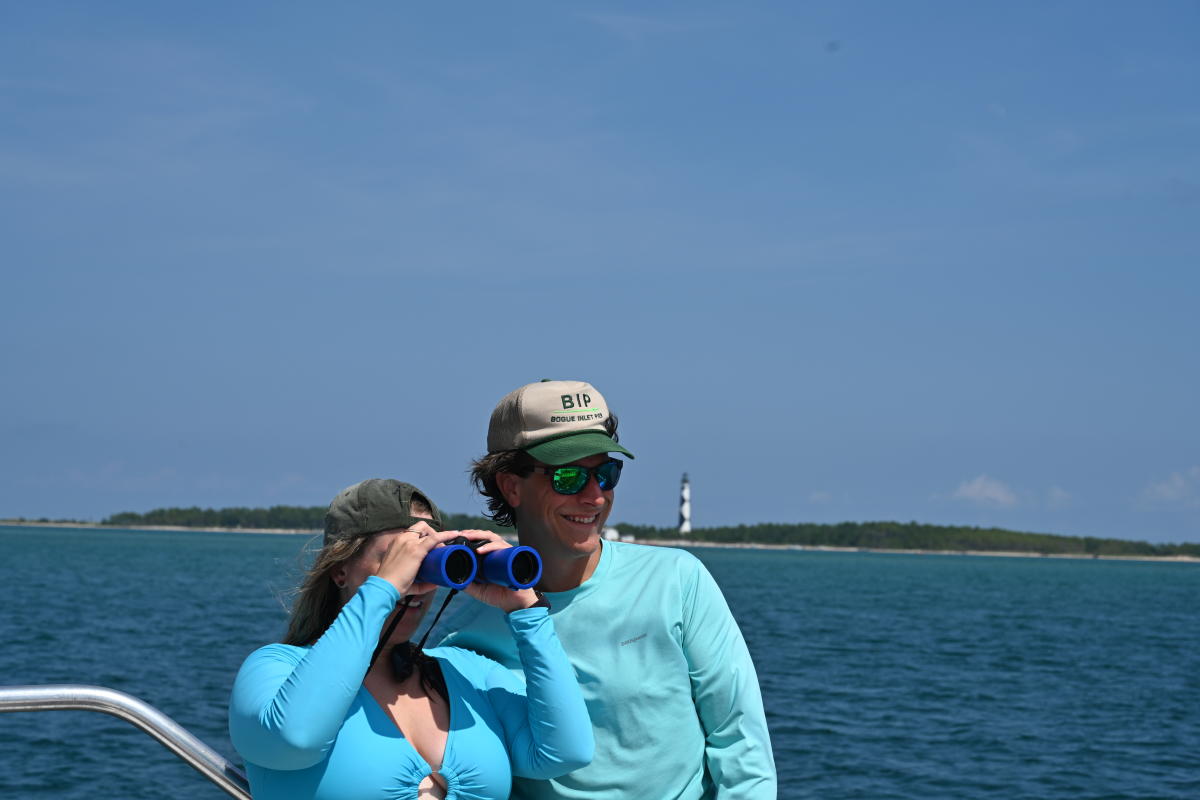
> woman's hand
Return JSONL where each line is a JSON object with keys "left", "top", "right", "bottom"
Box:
{"left": 451, "top": 529, "right": 543, "bottom": 613}
{"left": 374, "top": 524, "right": 461, "bottom": 596}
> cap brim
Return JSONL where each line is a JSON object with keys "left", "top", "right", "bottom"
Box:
{"left": 524, "top": 431, "right": 635, "bottom": 465}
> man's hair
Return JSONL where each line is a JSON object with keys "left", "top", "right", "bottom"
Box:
{"left": 471, "top": 414, "right": 620, "bottom": 529}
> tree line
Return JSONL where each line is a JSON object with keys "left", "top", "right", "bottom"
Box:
{"left": 100, "top": 506, "right": 509, "bottom": 533}
{"left": 79, "top": 507, "right": 1200, "bottom": 557}
{"left": 614, "top": 520, "right": 1200, "bottom": 558}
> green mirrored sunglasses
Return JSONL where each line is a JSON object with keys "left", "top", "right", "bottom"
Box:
{"left": 530, "top": 459, "right": 623, "bottom": 495}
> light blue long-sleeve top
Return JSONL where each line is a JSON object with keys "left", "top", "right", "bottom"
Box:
{"left": 438, "top": 540, "right": 777, "bottom": 800}
{"left": 228, "top": 575, "right": 593, "bottom": 800}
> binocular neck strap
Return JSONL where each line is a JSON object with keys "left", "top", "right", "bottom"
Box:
{"left": 369, "top": 597, "right": 411, "bottom": 670}
{"left": 416, "top": 589, "right": 459, "bottom": 652}
{"left": 368, "top": 589, "right": 462, "bottom": 675}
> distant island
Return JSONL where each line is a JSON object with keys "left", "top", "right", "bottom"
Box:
{"left": 4, "top": 506, "right": 1198, "bottom": 559}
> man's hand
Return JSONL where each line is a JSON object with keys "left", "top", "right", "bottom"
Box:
{"left": 452, "top": 529, "right": 543, "bottom": 613}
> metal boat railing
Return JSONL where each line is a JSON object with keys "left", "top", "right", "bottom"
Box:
{"left": 0, "top": 684, "right": 251, "bottom": 799}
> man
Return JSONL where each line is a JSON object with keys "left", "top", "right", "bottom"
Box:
{"left": 440, "top": 379, "right": 776, "bottom": 799}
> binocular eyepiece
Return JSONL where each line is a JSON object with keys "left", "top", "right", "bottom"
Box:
{"left": 416, "top": 536, "right": 542, "bottom": 591}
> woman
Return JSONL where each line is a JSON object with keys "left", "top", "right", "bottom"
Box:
{"left": 228, "top": 479, "right": 592, "bottom": 800}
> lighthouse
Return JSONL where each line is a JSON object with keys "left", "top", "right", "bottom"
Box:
{"left": 678, "top": 473, "right": 692, "bottom": 534}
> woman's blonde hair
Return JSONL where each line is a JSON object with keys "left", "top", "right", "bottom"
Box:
{"left": 283, "top": 495, "right": 433, "bottom": 646}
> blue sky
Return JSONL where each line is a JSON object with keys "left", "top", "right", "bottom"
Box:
{"left": 3, "top": 2, "right": 1198, "bottom": 543}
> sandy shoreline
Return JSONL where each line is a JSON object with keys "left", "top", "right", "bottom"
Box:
{"left": 0, "top": 520, "right": 319, "bottom": 535}
{"left": 4, "top": 521, "right": 1197, "bottom": 564}
{"left": 637, "top": 539, "right": 1200, "bottom": 564}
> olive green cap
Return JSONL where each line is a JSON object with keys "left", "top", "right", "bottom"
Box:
{"left": 323, "top": 479, "right": 444, "bottom": 544}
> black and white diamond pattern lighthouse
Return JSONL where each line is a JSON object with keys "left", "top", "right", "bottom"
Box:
{"left": 678, "top": 473, "right": 691, "bottom": 534}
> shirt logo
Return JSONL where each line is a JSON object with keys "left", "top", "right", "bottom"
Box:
{"left": 620, "top": 633, "right": 647, "bottom": 647}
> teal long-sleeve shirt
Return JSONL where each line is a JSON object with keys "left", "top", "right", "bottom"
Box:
{"left": 228, "top": 576, "right": 593, "bottom": 800}
{"left": 439, "top": 540, "right": 776, "bottom": 800}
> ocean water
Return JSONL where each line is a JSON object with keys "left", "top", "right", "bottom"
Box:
{"left": 0, "top": 525, "right": 1197, "bottom": 800}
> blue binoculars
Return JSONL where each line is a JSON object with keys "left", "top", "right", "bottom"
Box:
{"left": 417, "top": 537, "right": 542, "bottom": 591}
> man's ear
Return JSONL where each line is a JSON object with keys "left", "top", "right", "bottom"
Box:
{"left": 496, "top": 471, "right": 522, "bottom": 508}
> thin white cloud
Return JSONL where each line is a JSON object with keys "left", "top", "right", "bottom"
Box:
{"left": 807, "top": 490, "right": 833, "bottom": 504}
{"left": 953, "top": 474, "right": 1018, "bottom": 508}
{"left": 65, "top": 462, "right": 179, "bottom": 493}
{"left": 1046, "top": 486, "right": 1072, "bottom": 509}
{"left": 1141, "top": 466, "right": 1200, "bottom": 508}
{"left": 581, "top": 13, "right": 718, "bottom": 42}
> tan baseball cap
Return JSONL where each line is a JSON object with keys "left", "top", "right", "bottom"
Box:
{"left": 487, "top": 379, "right": 635, "bottom": 465}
